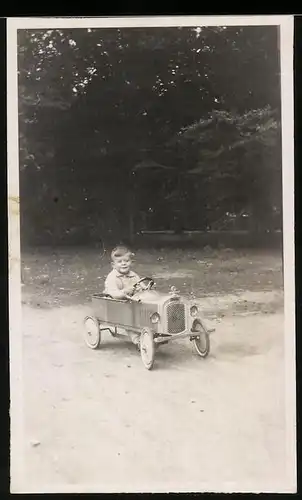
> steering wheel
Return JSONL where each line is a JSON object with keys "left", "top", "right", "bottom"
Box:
{"left": 133, "top": 277, "right": 155, "bottom": 292}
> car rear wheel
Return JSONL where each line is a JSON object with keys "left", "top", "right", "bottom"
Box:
{"left": 140, "top": 327, "right": 155, "bottom": 370}
{"left": 192, "top": 320, "right": 210, "bottom": 358}
{"left": 84, "top": 316, "right": 101, "bottom": 349}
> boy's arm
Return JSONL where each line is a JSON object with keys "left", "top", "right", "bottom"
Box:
{"left": 104, "top": 274, "right": 127, "bottom": 299}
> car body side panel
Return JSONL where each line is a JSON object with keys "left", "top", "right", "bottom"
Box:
{"left": 92, "top": 295, "right": 158, "bottom": 330}
{"left": 92, "top": 296, "right": 133, "bottom": 325}
{"left": 91, "top": 291, "right": 201, "bottom": 334}
{"left": 134, "top": 303, "right": 158, "bottom": 330}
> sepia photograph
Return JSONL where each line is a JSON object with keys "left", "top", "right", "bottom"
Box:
{"left": 7, "top": 16, "right": 295, "bottom": 493}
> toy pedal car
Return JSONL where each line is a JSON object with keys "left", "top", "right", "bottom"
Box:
{"left": 83, "top": 277, "right": 214, "bottom": 370}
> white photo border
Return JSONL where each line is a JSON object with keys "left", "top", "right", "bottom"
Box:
{"left": 7, "top": 15, "right": 295, "bottom": 493}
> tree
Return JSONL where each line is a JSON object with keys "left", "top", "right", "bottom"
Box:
{"left": 17, "top": 25, "right": 281, "bottom": 244}
{"left": 169, "top": 106, "right": 281, "bottom": 231}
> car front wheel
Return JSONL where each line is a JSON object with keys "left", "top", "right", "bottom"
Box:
{"left": 140, "top": 327, "right": 155, "bottom": 370}
{"left": 191, "top": 320, "right": 210, "bottom": 358}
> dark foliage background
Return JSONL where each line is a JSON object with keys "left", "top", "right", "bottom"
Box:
{"left": 18, "top": 25, "right": 282, "bottom": 246}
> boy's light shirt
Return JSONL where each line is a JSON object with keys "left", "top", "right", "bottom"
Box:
{"left": 104, "top": 268, "right": 140, "bottom": 296}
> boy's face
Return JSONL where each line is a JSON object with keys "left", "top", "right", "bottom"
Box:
{"left": 112, "top": 254, "right": 132, "bottom": 275}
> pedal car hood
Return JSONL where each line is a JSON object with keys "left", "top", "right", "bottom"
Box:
{"left": 135, "top": 289, "right": 182, "bottom": 305}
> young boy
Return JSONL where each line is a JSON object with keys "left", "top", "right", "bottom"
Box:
{"left": 104, "top": 245, "right": 141, "bottom": 348}
{"left": 104, "top": 245, "right": 140, "bottom": 299}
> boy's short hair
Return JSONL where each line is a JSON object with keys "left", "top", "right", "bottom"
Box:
{"left": 111, "top": 245, "right": 133, "bottom": 260}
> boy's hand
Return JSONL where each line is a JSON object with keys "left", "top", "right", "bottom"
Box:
{"left": 125, "top": 294, "right": 140, "bottom": 302}
{"left": 124, "top": 285, "right": 135, "bottom": 296}
{"left": 127, "top": 295, "right": 141, "bottom": 302}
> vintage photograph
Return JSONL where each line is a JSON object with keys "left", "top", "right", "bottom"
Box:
{"left": 7, "top": 16, "right": 295, "bottom": 493}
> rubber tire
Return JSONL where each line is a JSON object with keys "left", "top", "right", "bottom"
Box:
{"left": 84, "top": 316, "right": 101, "bottom": 349}
{"left": 140, "top": 327, "right": 155, "bottom": 370}
{"left": 192, "top": 320, "right": 210, "bottom": 358}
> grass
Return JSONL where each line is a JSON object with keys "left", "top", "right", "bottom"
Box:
{"left": 21, "top": 247, "right": 283, "bottom": 311}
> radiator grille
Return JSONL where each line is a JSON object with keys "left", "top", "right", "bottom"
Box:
{"left": 166, "top": 302, "right": 186, "bottom": 334}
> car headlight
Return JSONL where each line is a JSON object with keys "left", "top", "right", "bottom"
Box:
{"left": 190, "top": 305, "right": 198, "bottom": 317}
{"left": 150, "top": 312, "right": 160, "bottom": 324}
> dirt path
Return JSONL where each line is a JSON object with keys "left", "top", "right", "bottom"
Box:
{"left": 19, "top": 298, "right": 290, "bottom": 493}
